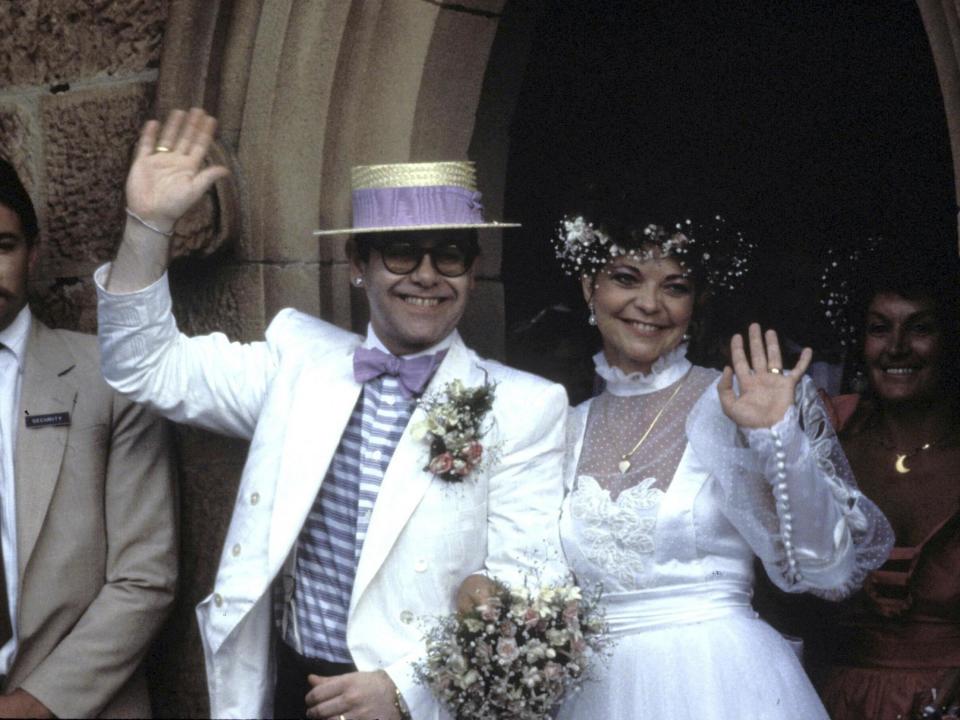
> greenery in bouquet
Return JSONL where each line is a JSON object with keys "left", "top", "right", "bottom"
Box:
{"left": 415, "top": 581, "right": 610, "bottom": 720}
{"left": 411, "top": 376, "right": 498, "bottom": 483}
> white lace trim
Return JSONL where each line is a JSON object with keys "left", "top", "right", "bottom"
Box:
{"left": 568, "top": 476, "right": 664, "bottom": 589}
{"left": 684, "top": 375, "right": 894, "bottom": 599}
{"left": 593, "top": 343, "right": 691, "bottom": 396}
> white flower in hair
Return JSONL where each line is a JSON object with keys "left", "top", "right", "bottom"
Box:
{"left": 551, "top": 212, "right": 754, "bottom": 292}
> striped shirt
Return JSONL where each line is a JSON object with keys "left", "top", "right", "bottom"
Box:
{"left": 276, "top": 326, "right": 455, "bottom": 661}
{"left": 283, "top": 374, "right": 415, "bottom": 662}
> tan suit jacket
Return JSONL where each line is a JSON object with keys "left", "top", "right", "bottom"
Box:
{"left": 5, "top": 318, "right": 177, "bottom": 718}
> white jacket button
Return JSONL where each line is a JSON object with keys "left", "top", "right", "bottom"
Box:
{"left": 414, "top": 559, "right": 428, "bottom": 573}
{"left": 214, "top": 593, "right": 224, "bottom": 608}
{"left": 232, "top": 543, "right": 242, "bottom": 557}
{"left": 400, "top": 610, "right": 414, "bottom": 624}
{"left": 250, "top": 492, "right": 260, "bottom": 505}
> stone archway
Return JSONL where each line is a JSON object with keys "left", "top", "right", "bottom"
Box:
{"left": 153, "top": 0, "right": 517, "bottom": 346}
{"left": 918, "top": 0, "right": 960, "bottom": 252}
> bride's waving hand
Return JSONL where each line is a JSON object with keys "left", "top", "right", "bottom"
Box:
{"left": 718, "top": 323, "right": 812, "bottom": 429}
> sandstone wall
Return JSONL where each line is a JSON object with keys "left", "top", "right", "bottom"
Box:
{"left": 0, "top": 0, "right": 167, "bottom": 330}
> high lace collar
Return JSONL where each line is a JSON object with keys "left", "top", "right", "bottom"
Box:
{"left": 593, "top": 343, "right": 691, "bottom": 396}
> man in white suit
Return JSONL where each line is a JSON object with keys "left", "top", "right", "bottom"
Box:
{"left": 96, "top": 108, "right": 568, "bottom": 719}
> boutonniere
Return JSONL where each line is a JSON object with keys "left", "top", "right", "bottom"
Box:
{"left": 411, "top": 375, "right": 498, "bottom": 482}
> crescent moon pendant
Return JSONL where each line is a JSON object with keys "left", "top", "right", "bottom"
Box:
{"left": 894, "top": 454, "right": 911, "bottom": 474}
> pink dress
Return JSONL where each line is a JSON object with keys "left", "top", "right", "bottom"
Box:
{"left": 819, "top": 505, "right": 960, "bottom": 719}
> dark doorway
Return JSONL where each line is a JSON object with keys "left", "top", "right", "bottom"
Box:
{"left": 501, "top": 0, "right": 954, "bottom": 403}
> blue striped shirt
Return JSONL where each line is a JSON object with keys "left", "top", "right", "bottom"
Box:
{"left": 282, "top": 374, "right": 416, "bottom": 662}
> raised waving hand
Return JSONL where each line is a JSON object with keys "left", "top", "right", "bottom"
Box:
{"left": 717, "top": 323, "right": 812, "bottom": 429}
{"left": 108, "top": 108, "right": 229, "bottom": 292}
{"left": 125, "top": 108, "right": 229, "bottom": 230}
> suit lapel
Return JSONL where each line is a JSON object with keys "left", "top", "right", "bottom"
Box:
{"left": 15, "top": 321, "right": 77, "bottom": 579}
{"left": 351, "top": 336, "right": 480, "bottom": 611}
{"left": 267, "top": 343, "right": 363, "bottom": 569}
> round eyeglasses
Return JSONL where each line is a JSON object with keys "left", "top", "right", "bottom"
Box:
{"left": 376, "top": 241, "right": 477, "bottom": 278}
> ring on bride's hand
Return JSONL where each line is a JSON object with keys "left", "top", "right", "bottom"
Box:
{"left": 768, "top": 367, "right": 782, "bottom": 375}
{"left": 154, "top": 145, "right": 171, "bottom": 153}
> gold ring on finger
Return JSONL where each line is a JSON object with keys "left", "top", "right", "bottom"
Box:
{"left": 155, "top": 145, "right": 171, "bottom": 153}
{"left": 768, "top": 367, "right": 782, "bottom": 375}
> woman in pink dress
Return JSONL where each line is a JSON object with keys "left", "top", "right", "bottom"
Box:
{"left": 817, "top": 257, "right": 960, "bottom": 719}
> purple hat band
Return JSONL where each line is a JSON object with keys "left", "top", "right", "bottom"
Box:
{"left": 352, "top": 185, "right": 485, "bottom": 229}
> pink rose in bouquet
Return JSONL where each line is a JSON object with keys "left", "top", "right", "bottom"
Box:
{"left": 463, "top": 440, "right": 483, "bottom": 464}
{"left": 496, "top": 636, "right": 521, "bottom": 664}
{"left": 428, "top": 452, "right": 454, "bottom": 475}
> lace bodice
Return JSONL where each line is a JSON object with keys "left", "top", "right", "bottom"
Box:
{"left": 568, "top": 476, "right": 663, "bottom": 589}
{"left": 576, "top": 365, "right": 716, "bottom": 498}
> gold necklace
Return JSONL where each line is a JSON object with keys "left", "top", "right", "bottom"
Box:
{"left": 618, "top": 373, "right": 688, "bottom": 475}
{"left": 880, "top": 434, "right": 950, "bottom": 475}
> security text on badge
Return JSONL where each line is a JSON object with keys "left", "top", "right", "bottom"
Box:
{"left": 25, "top": 412, "right": 71, "bottom": 428}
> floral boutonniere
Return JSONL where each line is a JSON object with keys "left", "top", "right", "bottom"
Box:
{"left": 411, "top": 376, "right": 498, "bottom": 482}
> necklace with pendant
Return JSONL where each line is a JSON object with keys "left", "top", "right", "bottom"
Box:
{"left": 879, "top": 432, "right": 951, "bottom": 475}
{"left": 618, "top": 372, "right": 688, "bottom": 474}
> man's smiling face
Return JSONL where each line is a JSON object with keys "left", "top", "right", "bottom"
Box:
{"left": 351, "top": 230, "right": 476, "bottom": 356}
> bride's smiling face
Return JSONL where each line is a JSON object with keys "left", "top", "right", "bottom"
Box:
{"left": 583, "top": 251, "right": 695, "bottom": 375}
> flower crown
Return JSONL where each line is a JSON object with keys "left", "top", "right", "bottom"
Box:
{"left": 552, "top": 214, "right": 754, "bottom": 292}
{"left": 817, "top": 240, "right": 880, "bottom": 348}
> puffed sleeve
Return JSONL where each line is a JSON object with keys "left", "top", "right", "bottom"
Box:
{"left": 686, "top": 375, "right": 893, "bottom": 599}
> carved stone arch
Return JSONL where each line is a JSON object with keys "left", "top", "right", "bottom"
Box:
{"left": 154, "top": 0, "right": 512, "bottom": 353}
{"left": 918, "top": 0, "right": 960, "bottom": 252}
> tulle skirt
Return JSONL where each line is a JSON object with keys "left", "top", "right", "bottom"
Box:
{"left": 557, "top": 612, "right": 828, "bottom": 720}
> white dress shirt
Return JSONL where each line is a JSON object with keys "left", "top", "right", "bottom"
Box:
{"left": 0, "top": 306, "right": 31, "bottom": 674}
{"left": 362, "top": 322, "right": 456, "bottom": 358}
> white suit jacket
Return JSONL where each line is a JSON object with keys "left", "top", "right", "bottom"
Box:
{"left": 96, "top": 272, "right": 568, "bottom": 719}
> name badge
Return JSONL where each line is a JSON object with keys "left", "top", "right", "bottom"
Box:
{"left": 25, "top": 412, "right": 71, "bottom": 429}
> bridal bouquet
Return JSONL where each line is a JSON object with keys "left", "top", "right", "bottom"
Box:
{"left": 415, "top": 581, "right": 608, "bottom": 720}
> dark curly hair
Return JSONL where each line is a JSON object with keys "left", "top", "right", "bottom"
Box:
{"left": 844, "top": 243, "right": 960, "bottom": 410}
{"left": 0, "top": 158, "right": 39, "bottom": 245}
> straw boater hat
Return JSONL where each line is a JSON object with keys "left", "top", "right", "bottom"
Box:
{"left": 312, "top": 160, "right": 520, "bottom": 236}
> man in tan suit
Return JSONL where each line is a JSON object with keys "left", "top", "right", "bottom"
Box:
{"left": 0, "top": 159, "right": 177, "bottom": 718}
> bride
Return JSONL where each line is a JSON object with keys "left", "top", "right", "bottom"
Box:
{"left": 553, "top": 218, "right": 892, "bottom": 719}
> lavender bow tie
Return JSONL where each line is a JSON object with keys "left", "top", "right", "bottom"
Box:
{"left": 352, "top": 346, "right": 446, "bottom": 398}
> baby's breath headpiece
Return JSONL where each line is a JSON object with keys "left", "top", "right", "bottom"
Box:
{"left": 817, "top": 238, "right": 881, "bottom": 348}
{"left": 552, "top": 216, "right": 616, "bottom": 276}
{"left": 552, "top": 214, "right": 754, "bottom": 292}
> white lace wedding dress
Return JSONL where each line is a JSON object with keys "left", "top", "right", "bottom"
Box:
{"left": 557, "top": 346, "right": 892, "bottom": 720}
